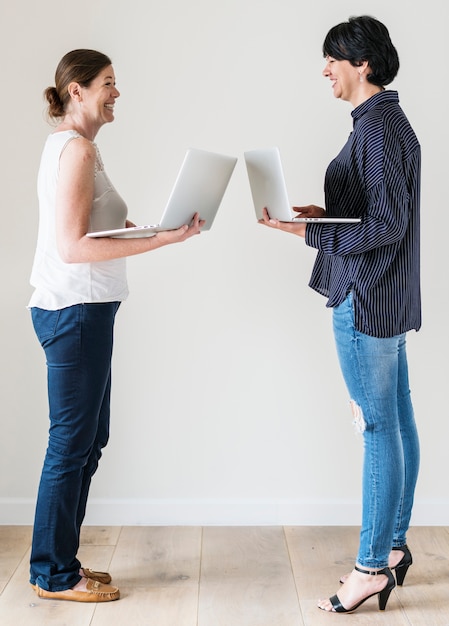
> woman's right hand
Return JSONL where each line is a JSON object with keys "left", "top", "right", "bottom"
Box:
{"left": 155, "top": 212, "right": 205, "bottom": 244}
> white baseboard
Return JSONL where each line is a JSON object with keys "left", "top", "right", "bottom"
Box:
{"left": 0, "top": 497, "right": 447, "bottom": 526}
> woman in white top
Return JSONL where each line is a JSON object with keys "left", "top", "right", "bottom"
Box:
{"left": 28, "top": 49, "right": 203, "bottom": 603}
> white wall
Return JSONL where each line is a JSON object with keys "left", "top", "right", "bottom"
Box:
{"left": 1, "top": 0, "right": 447, "bottom": 525}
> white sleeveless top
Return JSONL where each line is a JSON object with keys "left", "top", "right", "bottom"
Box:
{"left": 28, "top": 130, "right": 129, "bottom": 310}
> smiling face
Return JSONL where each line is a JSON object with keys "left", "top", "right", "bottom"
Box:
{"left": 322, "top": 56, "right": 361, "bottom": 104}
{"left": 322, "top": 55, "right": 382, "bottom": 108}
{"left": 64, "top": 64, "right": 120, "bottom": 139}
{"left": 79, "top": 65, "right": 120, "bottom": 126}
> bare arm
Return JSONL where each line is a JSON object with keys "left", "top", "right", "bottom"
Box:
{"left": 55, "top": 137, "right": 203, "bottom": 264}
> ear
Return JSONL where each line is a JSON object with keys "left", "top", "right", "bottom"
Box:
{"left": 355, "top": 59, "right": 370, "bottom": 82}
{"left": 356, "top": 60, "right": 370, "bottom": 73}
{"left": 67, "top": 82, "right": 82, "bottom": 102}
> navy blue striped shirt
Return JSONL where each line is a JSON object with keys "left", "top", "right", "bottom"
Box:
{"left": 306, "top": 90, "right": 421, "bottom": 338}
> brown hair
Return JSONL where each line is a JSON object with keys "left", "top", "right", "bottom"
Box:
{"left": 44, "top": 49, "right": 112, "bottom": 119}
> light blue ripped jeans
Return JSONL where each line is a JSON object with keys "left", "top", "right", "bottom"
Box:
{"left": 332, "top": 293, "right": 420, "bottom": 569}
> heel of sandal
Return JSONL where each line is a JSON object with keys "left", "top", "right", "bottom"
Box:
{"left": 392, "top": 545, "right": 413, "bottom": 586}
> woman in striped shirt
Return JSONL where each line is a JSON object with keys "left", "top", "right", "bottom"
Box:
{"left": 260, "top": 15, "right": 420, "bottom": 614}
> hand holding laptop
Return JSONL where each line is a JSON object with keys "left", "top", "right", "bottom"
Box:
{"left": 259, "top": 204, "right": 326, "bottom": 237}
{"left": 259, "top": 207, "right": 307, "bottom": 238}
{"left": 291, "top": 204, "right": 326, "bottom": 219}
{"left": 153, "top": 212, "right": 205, "bottom": 243}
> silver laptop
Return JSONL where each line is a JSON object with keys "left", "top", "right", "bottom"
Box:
{"left": 87, "top": 148, "right": 238, "bottom": 238}
{"left": 244, "top": 147, "right": 361, "bottom": 224}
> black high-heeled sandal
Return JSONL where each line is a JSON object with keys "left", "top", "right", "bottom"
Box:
{"left": 391, "top": 545, "right": 413, "bottom": 586}
{"left": 339, "top": 545, "right": 413, "bottom": 586}
{"left": 322, "top": 566, "right": 396, "bottom": 613}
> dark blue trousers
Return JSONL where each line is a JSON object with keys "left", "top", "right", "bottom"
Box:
{"left": 30, "top": 302, "right": 120, "bottom": 591}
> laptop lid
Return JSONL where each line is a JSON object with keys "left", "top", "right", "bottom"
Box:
{"left": 158, "top": 148, "right": 237, "bottom": 230}
{"left": 244, "top": 147, "right": 360, "bottom": 224}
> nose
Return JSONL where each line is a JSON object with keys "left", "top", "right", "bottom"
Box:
{"left": 322, "top": 62, "right": 331, "bottom": 77}
{"left": 113, "top": 86, "right": 120, "bottom": 98}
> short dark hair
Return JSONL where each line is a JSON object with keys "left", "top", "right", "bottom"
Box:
{"left": 44, "top": 49, "right": 112, "bottom": 119}
{"left": 322, "top": 16, "right": 399, "bottom": 87}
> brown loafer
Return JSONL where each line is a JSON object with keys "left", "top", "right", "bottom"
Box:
{"left": 81, "top": 567, "right": 112, "bottom": 584}
{"left": 31, "top": 578, "right": 120, "bottom": 602}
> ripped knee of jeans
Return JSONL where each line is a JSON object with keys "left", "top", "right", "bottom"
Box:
{"left": 349, "top": 399, "right": 366, "bottom": 434}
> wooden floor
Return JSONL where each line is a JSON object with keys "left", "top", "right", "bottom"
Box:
{"left": 0, "top": 525, "right": 448, "bottom": 625}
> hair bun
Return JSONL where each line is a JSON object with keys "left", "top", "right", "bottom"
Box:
{"left": 44, "top": 86, "right": 65, "bottom": 119}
